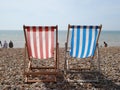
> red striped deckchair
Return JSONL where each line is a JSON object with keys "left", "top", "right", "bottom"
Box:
{"left": 23, "top": 25, "right": 59, "bottom": 83}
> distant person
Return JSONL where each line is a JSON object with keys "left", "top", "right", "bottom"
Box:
{"left": 3, "top": 40, "right": 8, "bottom": 48}
{"left": 0, "top": 41, "right": 2, "bottom": 47}
{"left": 9, "top": 40, "right": 14, "bottom": 48}
{"left": 104, "top": 41, "right": 108, "bottom": 47}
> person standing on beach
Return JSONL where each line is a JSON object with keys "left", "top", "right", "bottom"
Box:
{"left": 9, "top": 40, "right": 14, "bottom": 48}
{"left": 104, "top": 41, "right": 108, "bottom": 47}
{"left": 3, "top": 40, "right": 8, "bottom": 48}
{"left": 0, "top": 41, "right": 2, "bottom": 47}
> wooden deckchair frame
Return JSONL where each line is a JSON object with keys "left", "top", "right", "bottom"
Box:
{"left": 64, "top": 24, "right": 102, "bottom": 82}
{"left": 23, "top": 25, "right": 59, "bottom": 83}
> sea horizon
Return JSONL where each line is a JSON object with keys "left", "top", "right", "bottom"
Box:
{"left": 0, "top": 30, "right": 120, "bottom": 48}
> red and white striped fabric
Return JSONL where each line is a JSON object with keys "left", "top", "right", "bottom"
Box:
{"left": 25, "top": 26, "right": 55, "bottom": 59}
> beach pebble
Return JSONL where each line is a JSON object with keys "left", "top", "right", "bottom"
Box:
{"left": 0, "top": 47, "right": 120, "bottom": 89}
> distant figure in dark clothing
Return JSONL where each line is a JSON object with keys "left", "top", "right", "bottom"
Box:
{"left": 104, "top": 41, "right": 108, "bottom": 47}
{"left": 3, "top": 40, "right": 8, "bottom": 48}
{"left": 0, "top": 41, "right": 2, "bottom": 47}
{"left": 9, "top": 40, "right": 14, "bottom": 48}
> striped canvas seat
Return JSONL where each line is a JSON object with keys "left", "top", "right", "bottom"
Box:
{"left": 24, "top": 26, "right": 55, "bottom": 59}
{"left": 64, "top": 24, "right": 102, "bottom": 83}
{"left": 23, "top": 25, "right": 59, "bottom": 83}
{"left": 70, "top": 26, "right": 99, "bottom": 58}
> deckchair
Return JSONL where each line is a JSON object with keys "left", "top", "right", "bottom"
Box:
{"left": 64, "top": 24, "right": 102, "bottom": 82}
{"left": 23, "top": 25, "right": 59, "bottom": 83}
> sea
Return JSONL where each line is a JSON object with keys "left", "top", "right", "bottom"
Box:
{"left": 0, "top": 30, "right": 120, "bottom": 48}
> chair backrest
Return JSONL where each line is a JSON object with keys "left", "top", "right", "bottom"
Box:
{"left": 67, "top": 24, "right": 102, "bottom": 58}
{"left": 23, "top": 25, "right": 58, "bottom": 59}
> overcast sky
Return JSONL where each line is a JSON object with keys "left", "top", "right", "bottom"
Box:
{"left": 0, "top": 0, "right": 120, "bottom": 30}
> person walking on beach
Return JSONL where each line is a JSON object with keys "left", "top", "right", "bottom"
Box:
{"left": 9, "top": 40, "right": 14, "bottom": 48}
{"left": 104, "top": 41, "right": 108, "bottom": 47}
{"left": 3, "top": 40, "right": 8, "bottom": 48}
{"left": 0, "top": 41, "right": 2, "bottom": 47}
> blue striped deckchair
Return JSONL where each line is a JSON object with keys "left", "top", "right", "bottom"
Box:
{"left": 64, "top": 24, "right": 102, "bottom": 82}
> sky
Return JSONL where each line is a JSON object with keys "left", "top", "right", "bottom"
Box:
{"left": 0, "top": 0, "right": 120, "bottom": 30}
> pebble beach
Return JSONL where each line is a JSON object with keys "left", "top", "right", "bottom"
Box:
{"left": 0, "top": 47, "right": 120, "bottom": 90}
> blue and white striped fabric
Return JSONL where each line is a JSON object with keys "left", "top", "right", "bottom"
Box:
{"left": 70, "top": 26, "right": 99, "bottom": 58}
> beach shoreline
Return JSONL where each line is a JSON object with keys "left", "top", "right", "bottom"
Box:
{"left": 0, "top": 30, "right": 120, "bottom": 48}
{"left": 0, "top": 47, "right": 120, "bottom": 89}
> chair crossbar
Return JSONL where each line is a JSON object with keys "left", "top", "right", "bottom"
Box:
{"left": 31, "top": 66, "right": 56, "bottom": 69}
{"left": 66, "top": 70, "right": 100, "bottom": 73}
{"left": 26, "top": 79, "right": 56, "bottom": 83}
{"left": 69, "top": 68, "right": 91, "bottom": 71}
{"left": 24, "top": 71, "right": 58, "bottom": 76}
{"left": 67, "top": 79, "right": 99, "bottom": 83}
